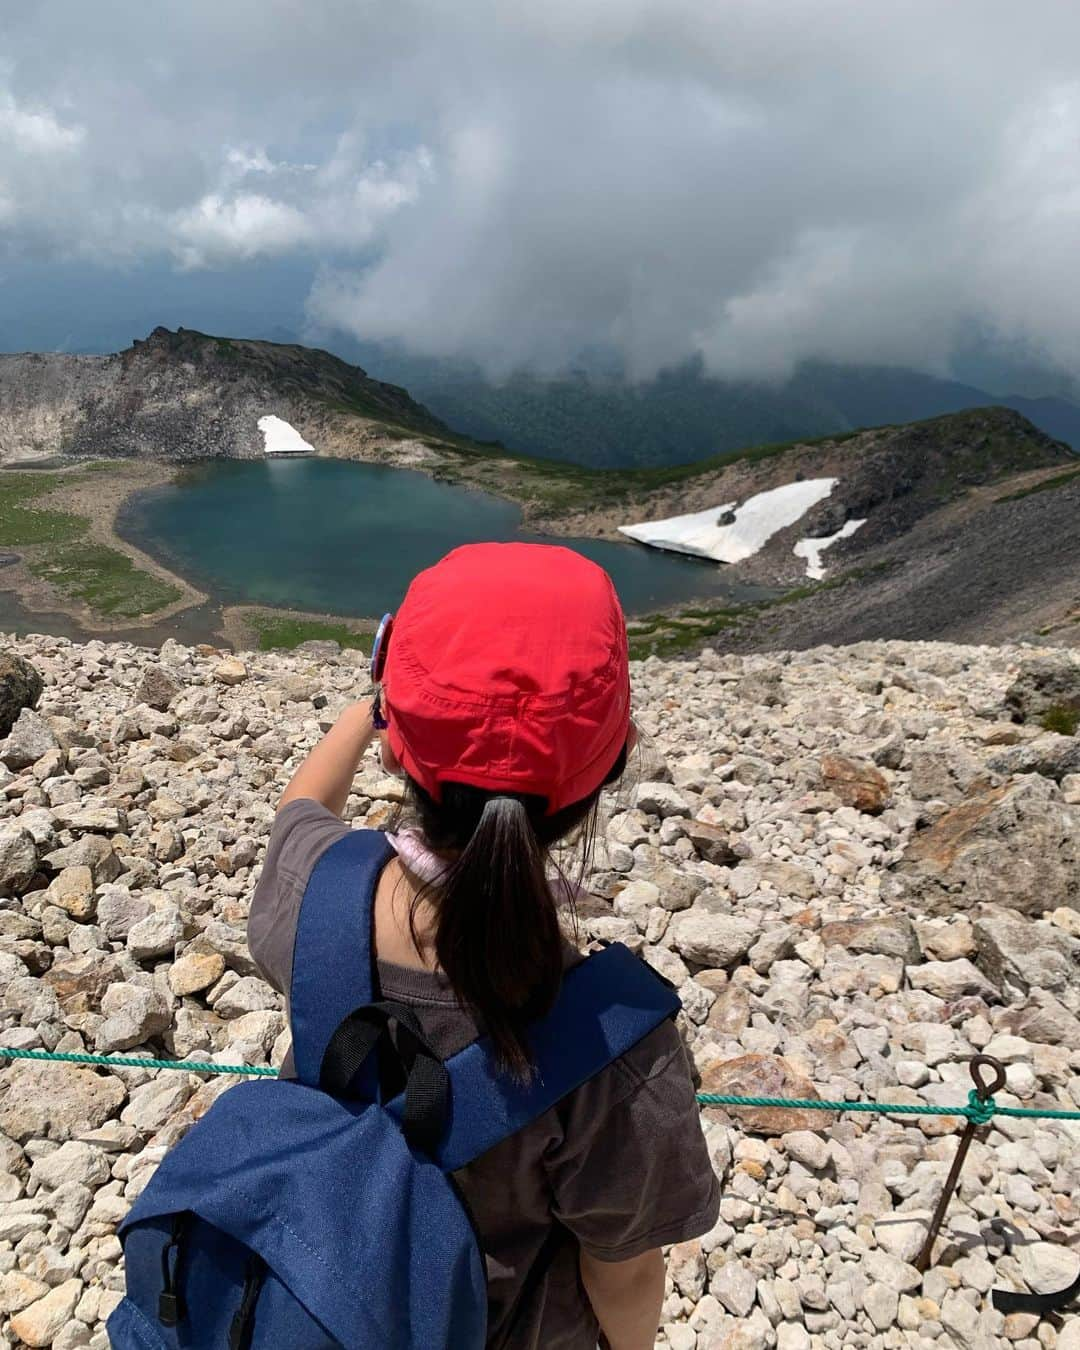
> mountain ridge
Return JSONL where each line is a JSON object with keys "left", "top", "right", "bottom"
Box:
{"left": 328, "top": 338, "right": 1080, "bottom": 467}
{"left": 1, "top": 327, "right": 1078, "bottom": 653}
{"left": 0, "top": 326, "right": 461, "bottom": 465}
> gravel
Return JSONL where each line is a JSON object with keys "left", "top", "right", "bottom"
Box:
{"left": 0, "top": 633, "right": 1077, "bottom": 1348}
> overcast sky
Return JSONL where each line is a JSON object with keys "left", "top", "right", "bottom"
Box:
{"left": 3, "top": 0, "right": 1080, "bottom": 382}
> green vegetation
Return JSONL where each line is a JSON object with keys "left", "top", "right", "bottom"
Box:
{"left": 80, "top": 458, "right": 128, "bottom": 473}
{"left": 1041, "top": 705, "right": 1079, "bottom": 736}
{"left": 994, "top": 466, "right": 1080, "bottom": 504}
{"left": 0, "top": 473, "right": 88, "bottom": 546}
{"left": 248, "top": 615, "right": 370, "bottom": 653}
{"left": 343, "top": 349, "right": 906, "bottom": 469}
{"left": 0, "top": 468, "right": 181, "bottom": 619}
{"left": 624, "top": 560, "right": 900, "bottom": 660}
{"left": 416, "top": 424, "right": 874, "bottom": 522}
{"left": 429, "top": 405, "right": 1055, "bottom": 522}
{"left": 27, "top": 541, "right": 181, "bottom": 617}
{"left": 343, "top": 340, "right": 1079, "bottom": 471}
{"left": 627, "top": 605, "right": 744, "bottom": 659}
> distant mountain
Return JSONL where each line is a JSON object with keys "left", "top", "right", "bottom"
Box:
{"left": 326, "top": 338, "right": 1080, "bottom": 468}
{"left": 0, "top": 326, "right": 458, "bottom": 464}
{"left": 607, "top": 406, "right": 1080, "bottom": 652}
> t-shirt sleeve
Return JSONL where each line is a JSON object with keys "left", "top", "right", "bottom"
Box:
{"left": 544, "top": 1020, "right": 720, "bottom": 1262}
{"left": 247, "top": 797, "right": 351, "bottom": 995}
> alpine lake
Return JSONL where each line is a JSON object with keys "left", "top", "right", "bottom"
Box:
{"left": 118, "top": 458, "right": 773, "bottom": 621}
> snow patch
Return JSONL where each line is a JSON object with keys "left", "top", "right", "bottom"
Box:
{"left": 793, "top": 518, "right": 866, "bottom": 580}
{"left": 258, "top": 415, "right": 314, "bottom": 455}
{"left": 619, "top": 478, "right": 838, "bottom": 564}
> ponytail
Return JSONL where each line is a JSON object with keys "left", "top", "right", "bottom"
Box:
{"left": 399, "top": 744, "right": 629, "bottom": 1079}
{"left": 428, "top": 793, "right": 561, "bottom": 1077}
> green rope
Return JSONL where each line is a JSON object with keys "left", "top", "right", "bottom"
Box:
{"left": 3, "top": 1047, "right": 1079, "bottom": 1122}
{"left": 696, "top": 1089, "right": 1080, "bottom": 1122}
{"left": 0, "top": 1047, "right": 278, "bottom": 1077}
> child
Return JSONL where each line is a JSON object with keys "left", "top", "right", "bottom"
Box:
{"left": 248, "top": 542, "right": 719, "bottom": 1350}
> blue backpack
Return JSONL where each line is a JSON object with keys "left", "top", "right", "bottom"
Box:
{"left": 108, "top": 829, "right": 679, "bottom": 1349}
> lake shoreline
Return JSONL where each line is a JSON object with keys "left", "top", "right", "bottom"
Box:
{"left": 0, "top": 454, "right": 760, "bottom": 651}
{"left": 0, "top": 460, "right": 212, "bottom": 638}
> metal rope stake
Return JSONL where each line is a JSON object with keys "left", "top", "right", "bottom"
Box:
{"left": 914, "top": 1055, "right": 1006, "bottom": 1274}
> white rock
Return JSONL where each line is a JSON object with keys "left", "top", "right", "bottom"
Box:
{"left": 126, "top": 905, "right": 184, "bottom": 961}
{"left": 862, "top": 1282, "right": 900, "bottom": 1331}
{"left": 873, "top": 1211, "right": 931, "bottom": 1264}
{"left": 668, "top": 909, "right": 758, "bottom": 968}
{"left": 710, "top": 1260, "right": 757, "bottom": 1317}
{"left": 775, "top": 1324, "right": 812, "bottom": 1350}
{"left": 212, "top": 976, "right": 282, "bottom": 1018}
{"left": 95, "top": 983, "right": 171, "bottom": 1052}
{"left": 30, "top": 1141, "right": 110, "bottom": 1191}
{"left": 1, "top": 707, "right": 58, "bottom": 770}
{"left": 634, "top": 781, "right": 693, "bottom": 818}
{"left": 1017, "top": 1240, "right": 1080, "bottom": 1294}
{"left": 782, "top": 1130, "right": 830, "bottom": 1171}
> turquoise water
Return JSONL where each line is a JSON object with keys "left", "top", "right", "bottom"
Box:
{"left": 118, "top": 458, "right": 769, "bottom": 618}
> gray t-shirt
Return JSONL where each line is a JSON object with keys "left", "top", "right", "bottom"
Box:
{"left": 248, "top": 798, "right": 720, "bottom": 1350}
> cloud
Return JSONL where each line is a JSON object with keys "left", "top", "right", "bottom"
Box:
{"left": 0, "top": 92, "right": 84, "bottom": 154}
{"left": 4, "top": 1, "right": 1080, "bottom": 380}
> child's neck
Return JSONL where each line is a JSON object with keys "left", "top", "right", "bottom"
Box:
{"left": 373, "top": 854, "right": 442, "bottom": 973}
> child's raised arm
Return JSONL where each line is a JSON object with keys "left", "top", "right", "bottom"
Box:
{"left": 278, "top": 699, "right": 375, "bottom": 818}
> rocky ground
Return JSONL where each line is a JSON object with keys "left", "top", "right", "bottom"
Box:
{"left": 0, "top": 635, "right": 1077, "bottom": 1349}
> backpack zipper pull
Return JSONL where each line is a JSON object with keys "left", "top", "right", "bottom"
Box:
{"left": 228, "top": 1256, "right": 266, "bottom": 1350}
{"left": 158, "top": 1213, "right": 187, "bottom": 1326}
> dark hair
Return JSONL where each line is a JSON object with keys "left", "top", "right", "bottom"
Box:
{"left": 395, "top": 743, "right": 629, "bottom": 1079}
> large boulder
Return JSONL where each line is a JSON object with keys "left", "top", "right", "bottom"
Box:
{"left": 986, "top": 734, "right": 1080, "bottom": 783}
{"left": 907, "top": 744, "right": 992, "bottom": 803}
{"left": 669, "top": 907, "right": 759, "bottom": 969}
{"left": 1006, "top": 652, "right": 1080, "bottom": 723}
{"left": 95, "top": 982, "right": 172, "bottom": 1052}
{"left": 819, "top": 915, "right": 920, "bottom": 963}
{"left": 892, "top": 776, "right": 1079, "bottom": 916}
{"left": 0, "top": 707, "right": 57, "bottom": 770}
{"left": 0, "top": 823, "right": 38, "bottom": 897}
{"left": 973, "top": 910, "right": 1080, "bottom": 994}
{"left": 997, "top": 989, "right": 1080, "bottom": 1045}
{"left": 819, "top": 754, "right": 890, "bottom": 814}
{"left": 134, "top": 663, "right": 181, "bottom": 711}
{"left": 699, "top": 1055, "right": 835, "bottom": 1135}
{"left": 0, "top": 1060, "right": 126, "bottom": 1142}
{"left": 0, "top": 649, "right": 43, "bottom": 737}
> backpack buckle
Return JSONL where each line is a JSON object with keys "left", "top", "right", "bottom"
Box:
{"left": 158, "top": 1213, "right": 187, "bottom": 1326}
{"left": 158, "top": 1291, "right": 184, "bottom": 1327}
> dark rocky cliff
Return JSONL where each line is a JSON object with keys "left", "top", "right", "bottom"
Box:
{"left": 0, "top": 327, "right": 454, "bottom": 462}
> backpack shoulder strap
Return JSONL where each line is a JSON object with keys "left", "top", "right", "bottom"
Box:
{"left": 395, "top": 943, "right": 680, "bottom": 1173}
{"left": 289, "top": 827, "right": 395, "bottom": 1087}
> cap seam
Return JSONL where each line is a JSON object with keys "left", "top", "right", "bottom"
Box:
{"left": 390, "top": 641, "right": 624, "bottom": 713}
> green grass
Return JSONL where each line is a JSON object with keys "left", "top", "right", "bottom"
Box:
{"left": 432, "top": 406, "right": 1068, "bottom": 522}
{"left": 27, "top": 541, "right": 181, "bottom": 617}
{"left": 398, "top": 422, "right": 876, "bottom": 519}
{"left": 624, "top": 559, "right": 900, "bottom": 660}
{"left": 627, "top": 604, "right": 746, "bottom": 659}
{"left": 249, "top": 615, "right": 370, "bottom": 653}
{"left": 79, "top": 458, "right": 127, "bottom": 473}
{"left": 994, "top": 466, "right": 1080, "bottom": 504}
{"left": 0, "top": 469, "right": 182, "bottom": 618}
{"left": 1041, "top": 705, "right": 1079, "bottom": 736}
{"left": 0, "top": 473, "right": 88, "bottom": 546}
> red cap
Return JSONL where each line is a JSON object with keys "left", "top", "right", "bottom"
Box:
{"left": 383, "top": 543, "right": 630, "bottom": 814}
